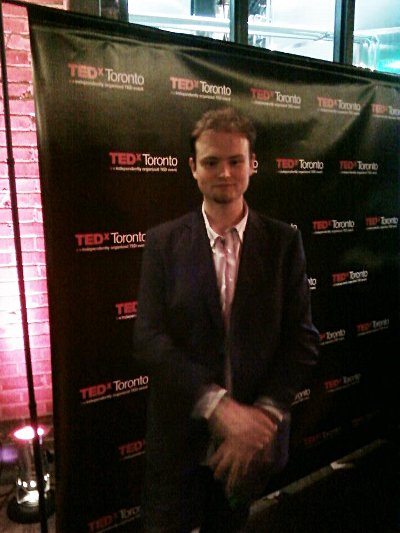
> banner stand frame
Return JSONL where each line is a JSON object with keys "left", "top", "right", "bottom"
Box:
{"left": 0, "top": 2, "right": 48, "bottom": 531}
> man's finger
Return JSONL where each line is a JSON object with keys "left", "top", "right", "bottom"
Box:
{"left": 208, "top": 444, "right": 232, "bottom": 480}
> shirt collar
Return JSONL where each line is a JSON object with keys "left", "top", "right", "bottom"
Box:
{"left": 202, "top": 202, "right": 248, "bottom": 247}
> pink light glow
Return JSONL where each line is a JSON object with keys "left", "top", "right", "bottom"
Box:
{"left": 12, "top": 425, "right": 47, "bottom": 441}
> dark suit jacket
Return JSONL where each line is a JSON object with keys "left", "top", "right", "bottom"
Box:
{"left": 134, "top": 207, "right": 319, "bottom": 519}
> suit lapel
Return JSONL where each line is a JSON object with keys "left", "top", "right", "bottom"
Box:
{"left": 188, "top": 210, "right": 225, "bottom": 334}
{"left": 186, "top": 209, "right": 272, "bottom": 338}
{"left": 232, "top": 210, "right": 271, "bottom": 319}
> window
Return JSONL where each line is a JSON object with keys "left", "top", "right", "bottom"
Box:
{"left": 128, "top": 0, "right": 400, "bottom": 74}
{"left": 353, "top": 0, "right": 400, "bottom": 75}
{"left": 248, "top": 0, "right": 336, "bottom": 62}
{"left": 128, "top": 0, "right": 231, "bottom": 41}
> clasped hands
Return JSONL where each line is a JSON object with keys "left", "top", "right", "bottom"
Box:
{"left": 208, "top": 396, "right": 278, "bottom": 497}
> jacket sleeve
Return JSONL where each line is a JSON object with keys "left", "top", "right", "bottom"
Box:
{"left": 133, "top": 228, "right": 218, "bottom": 409}
{"left": 260, "top": 229, "right": 319, "bottom": 412}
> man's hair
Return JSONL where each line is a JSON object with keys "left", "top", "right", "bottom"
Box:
{"left": 190, "top": 107, "right": 257, "bottom": 159}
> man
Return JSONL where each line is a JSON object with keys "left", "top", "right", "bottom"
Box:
{"left": 134, "top": 107, "right": 319, "bottom": 532}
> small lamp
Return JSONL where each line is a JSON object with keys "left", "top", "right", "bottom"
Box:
{"left": 7, "top": 424, "right": 55, "bottom": 524}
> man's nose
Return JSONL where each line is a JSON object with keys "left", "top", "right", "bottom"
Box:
{"left": 218, "top": 161, "right": 231, "bottom": 178}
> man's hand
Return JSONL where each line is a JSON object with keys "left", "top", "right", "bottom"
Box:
{"left": 207, "top": 397, "right": 278, "bottom": 495}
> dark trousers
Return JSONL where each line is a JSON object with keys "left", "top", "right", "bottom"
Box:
{"left": 142, "top": 465, "right": 250, "bottom": 533}
{"left": 198, "top": 466, "right": 250, "bottom": 532}
{"left": 142, "top": 416, "right": 291, "bottom": 532}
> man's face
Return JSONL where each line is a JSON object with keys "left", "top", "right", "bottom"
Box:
{"left": 189, "top": 130, "right": 255, "bottom": 206}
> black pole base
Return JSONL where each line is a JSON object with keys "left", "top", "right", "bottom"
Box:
{"left": 7, "top": 490, "right": 55, "bottom": 524}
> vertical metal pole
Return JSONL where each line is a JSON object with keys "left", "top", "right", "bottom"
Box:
{"left": 230, "top": 0, "right": 248, "bottom": 45}
{"left": 67, "top": 0, "right": 101, "bottom": 16}
{"left": 0, "top": 2, "right": 48, "bottom": 531}
{"left": 118, "top": 0, "right": 129, "bottom": 22}
{"left": 333, "top": 0, "right": 355, "bottom": 64}
{"left": 100, "top": 0, "right": 129, "bottom": 21}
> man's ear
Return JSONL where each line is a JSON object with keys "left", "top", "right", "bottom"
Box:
{"left": 189, "top": 156, "right": 197, "bottom": 177}
{"left": 250, "top": 152, "right": 256, "bottom": 175}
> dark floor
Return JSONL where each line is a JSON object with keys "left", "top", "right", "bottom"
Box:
{"left": 0, "top": 439, "right": 399, "bottom": 532}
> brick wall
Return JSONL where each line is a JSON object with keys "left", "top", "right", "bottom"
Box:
{"left": 0, "top": 0, "right": 66, "bottom": 423}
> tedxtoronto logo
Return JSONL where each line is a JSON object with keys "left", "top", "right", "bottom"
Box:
{"left": 356, "top": 318, "right": 389, "bottom": 336}
{"left": 88, "top": 506, "right": 140, "bottom": 533}
{"left": 365, "top": 216, "right": 398, "bottom": 230}
{"left": 332, "top": 270, "right": 368, "bottom": 287}
{"left": 275, "top": 158, "right": 324, "bottom": 174}
{"left": 115, "top": 301, "right": 138, "bottom": 320}
{"left": 293, "top": 388, "right": 311, "bottom": 405}
{"left": 317, "top": 96, "right": 361, "bottom": 115}
{"left": 250, "top": 87, "right": 302, "bottom": 109}
{"left": 75, "top": 231, "right": 146, "bottom": 252}
{"left": 371, "top": 103, "right": 400, "bottom": 119}
{"left": 109, "top": 151, "right": 178, "bottom": 173}
{"left": 119, "top": 439, "right": 145, "bottom": 460}
{"left": 324, "top": 373, "right": 362, "bottom": 393}
{"left": 312, "top": 219, "right": 355, "bottom": 234}
{"left": 169, "top": 76, "right": 232, "bottom": 102}
{"left": 304, "top": 426, "right": 342, "bottom": 448}
{"left": 308, "top": 277, "right": 317, "bottom": 290}
{"left": 80, "top": 375, "right": 149, "bottom": 405}
{"left": 319, "top": 329, "right": 346, "bottom": 346}
{"left": 67, "top": 63, "right": 145, "bottom": 91}
{"left": 339, "top": 160, "right": 378, "bottom": 174}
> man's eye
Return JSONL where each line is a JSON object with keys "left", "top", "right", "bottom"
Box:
{"left": 204, "top": 160, "right": 217, "bottom": 167}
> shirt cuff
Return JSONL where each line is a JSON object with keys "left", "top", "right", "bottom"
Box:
{"left": 192, "top": 385, "right": 228, "bottom": 420}
{"left": 254, "top": 397, "right": 285, "bottom": 423}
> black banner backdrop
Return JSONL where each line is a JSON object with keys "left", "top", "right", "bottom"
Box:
{"left": 28, "top": 5, "right": 399, "bottom": 532}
